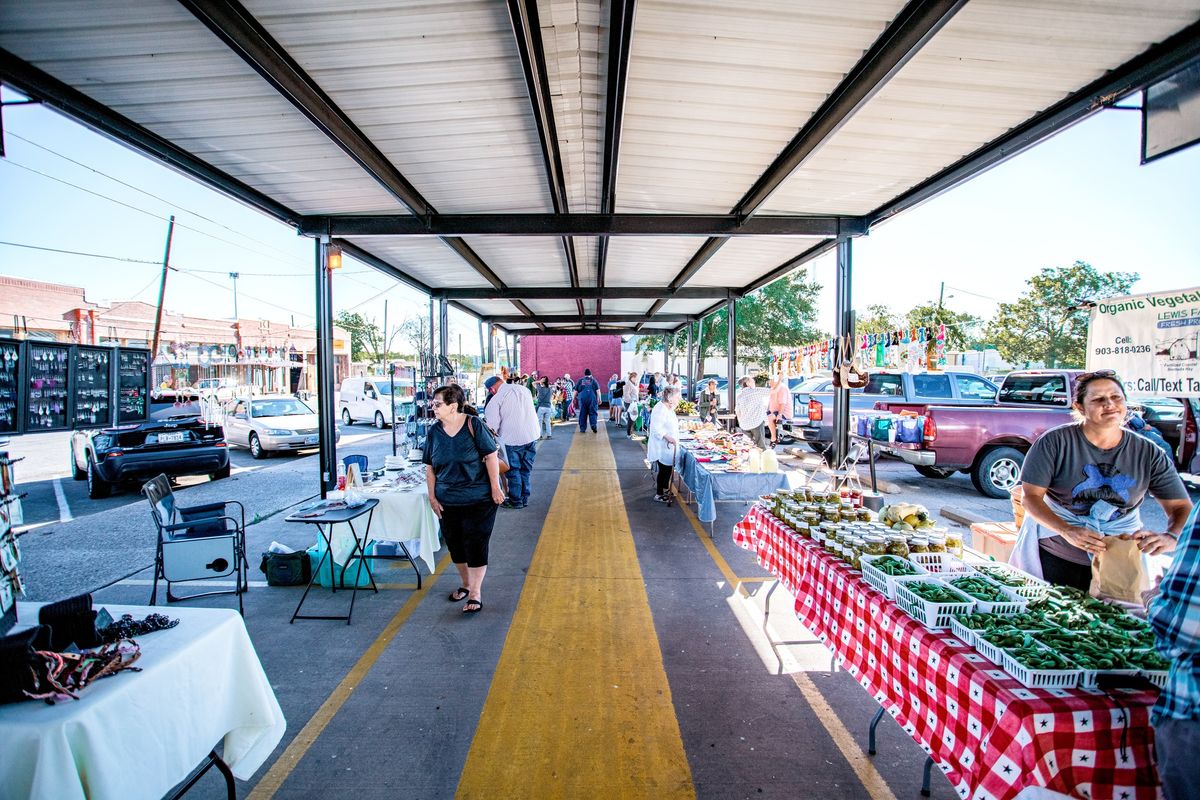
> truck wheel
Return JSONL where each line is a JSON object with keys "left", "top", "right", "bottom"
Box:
{"left": 971, "top": 447, "right": 1024, "bottom": 499}
{"left": 87, "top": 459, "right": 112, "bottom": 499}
{"left": 342, "top": 408, "right": 353, "bottom": 425}
{"left": 915, "top": 466, "right": 955, "bottom": 479}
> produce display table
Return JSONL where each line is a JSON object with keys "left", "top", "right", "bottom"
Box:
{"left": 676, "top": 441, "right": 790, "bottom": 524}
{"left": 733, "top": 504, "right": 1160, "bottom": 800}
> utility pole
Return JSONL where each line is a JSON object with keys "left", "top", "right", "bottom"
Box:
{"left": 937, "top": 281, "right": 945, "bottom": 312}
{"left": 382, "top": 299, "right": 389, "bottom": 368}
{"left": 150, "top": 215, "right": 175, "bottom": 363}
{"left": 229, "top": 272, "right": 240, "bottom": 320}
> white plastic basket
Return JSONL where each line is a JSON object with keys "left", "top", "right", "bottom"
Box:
{"left": 949, "top": 616, "right": 979, "bottom": 648}
{"left": 974, "top": 631, "right": 1012, "bottom": 665}
{"left": 893, "top": 576, "right": 976, "bottom": 629}
{"left": 860, "top": 553, "right": 927, "bottom": 599}
{"left": 943, "top": 574, "right": 1030, "bottom": 616}
{"left": 1000, "top": 645, "right": 1080, "bottom": 689}
{"left": 1077, "top": 669, "right": 1140, "bottom": 690}
{"left": 908, "top": 552, "right": 978, "bottom": 576}
{"left": 968, "top": 562, "right": 1050, "bottom": 602}
{"left": 1141, "top": 670, "right": 1168, "bottom": 689}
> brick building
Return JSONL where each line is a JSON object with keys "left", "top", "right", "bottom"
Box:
{"left": 520, "top": 335, "right": 622, "bottom": 395}
{"left": 0, "top": 276, "right": 349, "bottom": 393}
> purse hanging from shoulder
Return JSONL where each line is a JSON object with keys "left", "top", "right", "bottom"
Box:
{"left": 467, "top": 417, "right": 510, "bottom": 475}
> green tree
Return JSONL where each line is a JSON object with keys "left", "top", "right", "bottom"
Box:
{"left": 635, "top": 271, "right": 824, "bottom": 379}
{"left": 903, "top": 302, "right": 980, "bottom": 352}
{"left": 855, "top": 303, "right": 902, "bottom": 335}
{"left": 335, "top": 311, "right": 378, "bottom": 362}
{"left": 984, "top": 261, "right": 1139, "bottom": 368}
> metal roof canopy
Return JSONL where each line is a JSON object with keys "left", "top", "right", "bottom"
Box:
{"left": 3, "top": 1, "right": 1200, "bottom": 483}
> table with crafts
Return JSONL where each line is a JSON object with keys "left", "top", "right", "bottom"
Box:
{"left": 327, "top": 468, "right": 442, "bottom": 577}
{"left": 733, "top": 504, "right": 1162, "bottom": 800}
{"left": 674, "top": 431, "right": 794, "bottom": 524}
{"left": 0, "top": 603, "right": 286, "bottom": 800}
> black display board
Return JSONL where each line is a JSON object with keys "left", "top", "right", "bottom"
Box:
{"left": 116, "top": 348, "right": 150, "bottom": 424}
{"left": 73, "top": 346, "right": 113, "bottom": 427}
{"left": 26, "top": 343, "right": 71, "bottom": 432}
{"left": 0, "top": 339, "right": 21, "bottom": 435}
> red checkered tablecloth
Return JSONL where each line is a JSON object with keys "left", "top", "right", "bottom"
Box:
{"left": 734, "top": 504, "right": 1161, "bottom": 800}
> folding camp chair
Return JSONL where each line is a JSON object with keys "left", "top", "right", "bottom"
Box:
{"left": 143, "top": 475, "right": 248, "bottom": 616}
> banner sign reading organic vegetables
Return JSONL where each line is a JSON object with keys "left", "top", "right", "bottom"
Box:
{"left": 1087, "top": 287, "right": 1200, "bottom": 397}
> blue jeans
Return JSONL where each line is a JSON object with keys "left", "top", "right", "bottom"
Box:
{"left": 505, "top": 442, "right": 537, "bottom": 505}
{"left": 537, "top": 406, "right": 554, "bottom": 438}
{"left": 577, "top": 397, "right": 598, "bottom": 431}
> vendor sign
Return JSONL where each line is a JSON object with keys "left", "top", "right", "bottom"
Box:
{"left": 1087, "top": 286, "right": 1200, "bottom": 397}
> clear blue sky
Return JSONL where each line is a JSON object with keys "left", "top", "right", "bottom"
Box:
{"left": 1, "top": 84, "right": 1197, "bottom": 353}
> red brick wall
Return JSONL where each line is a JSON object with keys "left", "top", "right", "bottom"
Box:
{"left": 520, "top": 335, "right": 621, "bottom": 395}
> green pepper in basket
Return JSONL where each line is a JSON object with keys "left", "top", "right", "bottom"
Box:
{"left": 1005, "top": 645, "right": 1073, "bottom": 670}
{"left": 947, "top": 576, "right": 1009, "bottom": 603}
{"left": 905, "top": 581, "right": 971, "bottom": 604}
{"left": 870, "top": 555, "right": 919, "bottom": 576}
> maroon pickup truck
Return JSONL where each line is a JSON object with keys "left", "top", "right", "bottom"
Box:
{"left": 871, "top": 370, "right": 1199, "bottom": 498}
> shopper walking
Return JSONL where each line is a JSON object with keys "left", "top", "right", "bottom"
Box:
{"left": 423, "top": 384, "right": 505, "bottom": 614}
{"left": 535, "top": 376, "right": 554, "bottom": 439}
{"left": 561, "top": 373, "right": 575, "bottom": 420}
{"left": 574, "top": 368, "right": 600, "bottom": 433}
{"left": 608, "top": 373, "right": 624, "bottom": 424}
{"left": 648, "top": 386, "right": 681, "bottom": 502}
{"left": 735, "top": 376, "right": 770, "bottom": 449}
{"left": 625, "top": 370, "right": 641, "bottom": 437}
{"left": 484, "top": 375, "right": 541, "bottom": 509}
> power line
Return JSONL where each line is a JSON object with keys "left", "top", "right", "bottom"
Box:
{"left": 0, "top": 239, "right": 162, "bottom": 266}
{"left": 173, "top": 268, "right": 314, "bottom": 322}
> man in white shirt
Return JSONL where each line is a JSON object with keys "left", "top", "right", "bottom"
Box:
{"left": 735, "top": 376, "right": 770, "bottom": 449}
{"left": 484, "top": 376, "right": 540, "bottom": 509}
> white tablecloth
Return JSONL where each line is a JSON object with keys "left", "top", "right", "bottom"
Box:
{"left": 0, "top": 604, "right": 286, "bottom": 800}
{"left": 329, "top": 485, "right": 441, "bottom": 573}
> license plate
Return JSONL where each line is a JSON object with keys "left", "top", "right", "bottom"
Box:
{"left": 304, "top": 435, "right": 319, "bottom": 445}
{"left": 157, "top": 432, "right": 185, "bottom": 444}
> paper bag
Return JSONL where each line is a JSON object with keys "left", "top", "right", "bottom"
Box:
{"left": 1090, "top": 537, "right": 1151, "bottom": 603}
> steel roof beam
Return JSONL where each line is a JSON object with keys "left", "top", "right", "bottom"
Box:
{"left": 438, "top": 286, "right": 733, "bottom": 301}
{"left": 178, "top": 0, "right": 531, "bottom": 317}
{"left": 597, "top": 0, "right": 637, "bottom": 316}
{"left": 505, "top": 0, "right": 584, "bottom": 317}
{"left": 300, "top": 213, "right": 862, "bottom": 237}
{"left": 501, "top": 327, "right": 655, "bottom": 336}
{"left": 0, "top": 48, "right": 299, "bottom": 225}
{"left": 648, "top": 0, "right": 965, "bottom": 322}
{"left": 867, "top": 18, "right": 1200, "bottom": 227}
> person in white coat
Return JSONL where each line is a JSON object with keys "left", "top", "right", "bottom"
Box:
{"left": 648, "top": 386, "right": 682, "bottom": 503}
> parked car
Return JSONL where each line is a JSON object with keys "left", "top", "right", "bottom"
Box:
{"left": 70, "top": 412, "right": 230, "bottom": 499}
{"left": 339, "top": 376, "right": 413, "bottom": 429}
{"left": 797, "top": 370, "right": 998, "bottom": 453}
{"left": 222, "top": 395, "right": 338, "bottom": 458}
{"left": 871, "top": 370, "right": 1200, "bottom": 498}
{"left": 195, "top": 377, "right": 239, "bottom": 402}
{"left": 778, "top": 375, "right": 835, "bottom": 444}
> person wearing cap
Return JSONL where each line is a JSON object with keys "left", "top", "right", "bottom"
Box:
{"left": 574, "top": 368, "right": 601, "bottom": 433}
{"left": 485, "top": 374, "right": 540, "bottom": 509}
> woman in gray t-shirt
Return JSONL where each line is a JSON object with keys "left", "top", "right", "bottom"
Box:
{"left": 1016, "top": 371, "right": 1192, "bottom": 590}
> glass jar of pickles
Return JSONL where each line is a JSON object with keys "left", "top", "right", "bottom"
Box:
{"left": 842, "top": 536, "right": 861, "bottom": 569}
{"left": 795, "top": 520, "right": 811, "bottom": 539}
{"left": 821, "top": 504, "right": 841, "bottom": 522}
{"left": 862, "top": 534, "right": 887, "bottom": 557}
{"left": 926, "top": 533, "right": 947, "bottom": 554}
{"left": 908, "top": 536, "right": 930, "bottom": 554}
{"left": 856, "top": 508, "right": 873, "bottom": 522}
{"left": 944, "top": 529, "right": 963, "bottom": 558}
{"left": 885, "top": 534, "right": 910, "bottom": 558}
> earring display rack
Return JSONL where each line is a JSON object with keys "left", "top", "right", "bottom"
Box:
{"left": 0, "top": 338, "right": 151, "bottom": 435}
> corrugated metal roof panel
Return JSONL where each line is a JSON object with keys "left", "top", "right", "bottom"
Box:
{"left": 688, "top": 237, "right": 825, "bottom": 288}
{"left": 615, "top": 0, "right": 909, "bottom": 213}
{"left": 342, "top": 237, "right": 492, "bottom": 288}
{"left": 658, "top": 298, "right": 725, "bottom": 316}
{"left": 601, "top": 300, "right": 653, "bottom": 315}
{"left": 456, "top": 298, "right": 527, "bottom": 317}
{"left": 244, "top": 0, "right": 553, "bottom": 215}
{"left": 461, "top": 236, "right": 570, "bottom": 287}
{"left": 523, "top": 300, "right": 582, "bottom": 315}
{"left": 603, "top": 237, "right": 699, "bottom": 286}
{"left": 762, "top": 0, "right": 1200, "bottom": 214}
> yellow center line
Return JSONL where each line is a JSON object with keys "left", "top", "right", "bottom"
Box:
{"left": 456, "top": 427, "right": 695, "bottom": 800}
{"left": 671, "top": 488, "right": 898, "bottom": 800}
{"left": 247, "top": 552, "right": 451, "bottom": 800}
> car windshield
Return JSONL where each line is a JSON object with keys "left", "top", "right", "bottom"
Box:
{"left": 794, "top": 376, "right": 828, "bottom": 393}
{"left": 252, "top": 398, "right": 313, "bottom": 417}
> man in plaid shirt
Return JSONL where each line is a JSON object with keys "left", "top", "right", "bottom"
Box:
{"left": 1148, "top": 503, "right": 1200, "bottom": 800}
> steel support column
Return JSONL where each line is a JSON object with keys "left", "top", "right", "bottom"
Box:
{"left": 438, "top": 297, "right": 449, "bottom": 369}
{"left": 694, "top": 317, "right": 705, "bottom": 391}
{"left": 686, "top": 323, "right": 694, "bottom": 399}
{"left": 726, "top": 299, "right": 737, "bottom": 414}
{"left": 315, "top": 239, "right": 337, "bottom": 497}
{"left": 663, "top": 334, "right": 669, "bottom": 374}
{"left": 832, "top": 239, "right": 854, "bottom": 467}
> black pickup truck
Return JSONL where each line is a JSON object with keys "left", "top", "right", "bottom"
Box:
{"left": 69, "top": 402, "right": 230, "bottom": 498}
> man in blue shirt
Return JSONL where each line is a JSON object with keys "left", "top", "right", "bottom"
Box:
{"left": 1148, "top": 502, "right": 1200, "bottom": 800}
{"left": 574, "top": 369, "right": 600, "bottom": 433}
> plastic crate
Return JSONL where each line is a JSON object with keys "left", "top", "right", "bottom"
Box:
{"left": 908, "top": 552, "right": 978, "bottom": 576}
{"left": 974, "top": 631, "right": 1011, "bottom": 665}
{"left": 968, "top": 562, "right": 1050, "bottom": 602}
{"left": 943, "top": 574, "right": 1030, "bottom": 616}
{"left": 1141, "top": 670, "right": 1168, "bottom": 689}
{"left": 1078, "top": 669, "right": 1139, "bottom": 690}
{"left": 893, "top": 576, "right": 976, "bottom": 629}
{"left": 860, "top": 554, "right": 927, "bottom": 599}
{"left": 949, "top": 617, "right": 979, "bottom": 648}
{"left": 1000, "top": 645, "right": 1080, "bottom": 689}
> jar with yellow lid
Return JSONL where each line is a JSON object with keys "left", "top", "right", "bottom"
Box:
{"left": 908, "top": 536, "right": 930, "bottom": 554}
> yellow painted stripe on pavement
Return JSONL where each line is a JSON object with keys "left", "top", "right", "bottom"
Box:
{"left": 672, "top": 489, "right": 897, "bottom": 800}
{"left": 247, "top": 552, "right": 451, "bottom": 800}
{"left": 456, "top": 426, "right": 695, "bottom": 800}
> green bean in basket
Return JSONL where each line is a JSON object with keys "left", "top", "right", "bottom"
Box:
{"left": 979, "top": 628, "right": 1036, "bottom": 649}
{"left": 903, "top": 581, "right": 971, "bottom": 604}
{"left": 1005, "top": 645, "right": 1073, "bottom": 671}
{"left": 1120, "top": 649, "right": 1170, "bottom": 671}
{"left": 973, "top": 564, "right": 1029, "bottom": 588}
{"left": 868, "top": 555, "right": 920, "bottom": 576}
{"left": 947, "top": 576, "right": 1010, "bottom": 603}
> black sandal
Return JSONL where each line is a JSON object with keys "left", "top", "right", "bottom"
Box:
{"left": 448, "top": 587, "right": 469, "bottom": 602}
{"left": 462, "top": 599, "right": 483, "bottom": 614}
